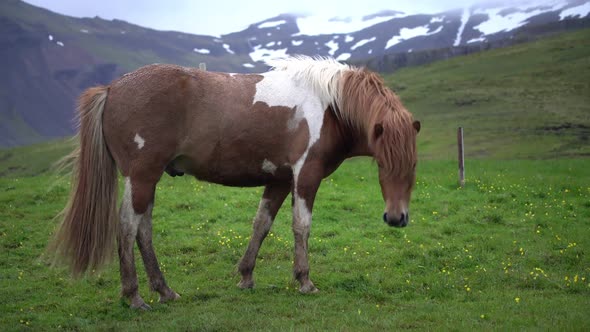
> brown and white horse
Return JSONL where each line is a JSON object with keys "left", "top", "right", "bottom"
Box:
{"left": 48, "top": 56, "right": 420, "bottom": 309}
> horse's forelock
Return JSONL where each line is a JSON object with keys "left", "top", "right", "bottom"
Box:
{"left": 375, "top": 112, "right": 417, "bottom": 177}
{"left": 340, "top": 69, "right": 417, "bottom": 177}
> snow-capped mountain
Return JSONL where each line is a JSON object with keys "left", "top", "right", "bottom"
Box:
{"left": 1, "top": 0, "right": 589, "bottom": 146}
{"left": 214, "top": 0, "right": 590, "bottom": 68}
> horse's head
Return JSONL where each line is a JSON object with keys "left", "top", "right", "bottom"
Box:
{"left": 337, "top": 68, "right": 421, "bottom": 227}
{"left": 371, "top": 119, "right": 420, "bottom": 228}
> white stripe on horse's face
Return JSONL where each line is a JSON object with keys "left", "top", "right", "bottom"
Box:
{"left": 261, "top": 159, "right": 277, "bottom": 175}
{"left": 134, "top": 133, "right": 145, "bottom": 149}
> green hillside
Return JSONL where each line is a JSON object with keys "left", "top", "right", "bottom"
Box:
{"left": 1, "top": 28, "right": 589, "bottom": 177}
{"left": 387, "top": 28, "right": 590, "bottom": 159}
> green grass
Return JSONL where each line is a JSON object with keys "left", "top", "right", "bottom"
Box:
{"left": 1, "top": 158, "right": 589, "bottom": 330}
{"left": 387, "top": 28, "right": 590, "bottom": 160}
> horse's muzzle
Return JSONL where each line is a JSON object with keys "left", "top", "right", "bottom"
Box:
{"left": 383, "top": 212, "right": 409, "bottom": 228}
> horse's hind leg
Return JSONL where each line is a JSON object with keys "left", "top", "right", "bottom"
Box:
{"left": 119, "top": 171, "right": 178, "bottom": 309}
{"left": 238, "top": 182, "right": 291, "bottom": 289}
{"left": 136, "top": 203, "right": 180, "bottom": 303}
{"left": 118, "top": 177, "right": 151, "bottom": 309}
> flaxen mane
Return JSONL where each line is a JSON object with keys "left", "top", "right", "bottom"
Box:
{"left": 266, "top": 56, "right": 350, "bottom": 109}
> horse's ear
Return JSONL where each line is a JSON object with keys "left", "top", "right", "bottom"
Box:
{"left": 374, "top": 123, "right": 384, "bottom": 140}
{"left": 413, "top": 120, "right": 421, "bottom": 133}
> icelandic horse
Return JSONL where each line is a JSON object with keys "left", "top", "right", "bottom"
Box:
{"left": 48, "top": 56, "right": 420, "bottom": 309}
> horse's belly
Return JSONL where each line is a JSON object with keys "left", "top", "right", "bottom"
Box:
{"left": 169, "top": 155, "right": 293, "bottom": 187}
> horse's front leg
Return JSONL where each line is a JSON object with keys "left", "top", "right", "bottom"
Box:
{"left": 292, "top": 166, "right": 323, "bottom": 294}
{"left": 238, "top": 182, "right": 291, "bottom": 289}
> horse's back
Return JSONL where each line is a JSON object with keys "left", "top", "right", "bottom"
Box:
{"left": 101, "top": 64, "right": 312, "bottom": 186}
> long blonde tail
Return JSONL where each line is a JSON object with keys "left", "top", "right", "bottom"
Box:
{"left": 48, "top": 86, "right": 119, "bottom": 277}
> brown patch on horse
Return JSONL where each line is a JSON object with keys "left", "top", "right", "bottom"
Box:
{"left": 47, "top": 86, "right": 119, "bottom": 277}
{"left": 339, "top": 69, "right": 418, "bottom": 177}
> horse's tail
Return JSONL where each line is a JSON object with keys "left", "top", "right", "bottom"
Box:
{"left": 48, "top": 86, "right": 119, "bottom": 277}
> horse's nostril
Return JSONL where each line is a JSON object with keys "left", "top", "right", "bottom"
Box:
{"left": 400, "top": 213, "right": 407, "bottom": 223}
{"left": 383, "top": 212, "right": 388, "bottom": 222}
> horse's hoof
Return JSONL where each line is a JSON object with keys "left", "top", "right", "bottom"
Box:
{"left": 131, "top": 302, "right": 152, "bottom": 310}
{"left": 299, "top": 284, "right": 319, "bottom": 294}
{"left": 238, "top": 279, "right": 254, "bottom": 289}
{"left": 129, "top": 294, "right": 151, "bottom": 310}
{"left": 159, "top": 291, "right": 181, "bottom": 303}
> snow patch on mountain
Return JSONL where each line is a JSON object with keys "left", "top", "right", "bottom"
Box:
{"left": 250, "top": 46, "right": 288, "bottom": 62}
{"left": 325, "top": 39, "right": 339, "bottom": 56}
{"left": 430, "top": 16, "right": 445, "bottom": 23}
{"left": 193, "top": 48, "right": 210, "bottom": 54}
{"left": 467, "top": 36, "right": 486, "bottom": 43}
{"left": 560, "top": 2, "right": 590, "bottom": 19}
{"left": 336, "top": 53, "right": 351, "bottom": 61}
{"left": 351, "top": 37, "right": 376, "bottom": 50}
{"left": 386, "top": 25, "right": 443, "bottom": 49}
{"left": 258, "top": 20, "right": 286, "bottom": 29}
{"left": 223, "top": 43, "right": 235, "bottom": 54}
{"left": 454, "top": 9, "right": 470, "bottom": 46}
{"left": 474, "top": 1, "right": 566, "bottom": 35}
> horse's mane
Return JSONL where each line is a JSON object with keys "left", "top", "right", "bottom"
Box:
{"left": 340, "top": 69, "right": 417, "bottom": 176}
{"left": 266, "top": 56, "right": 416, "bottom": 176}
{"left": 266, "top": 55, "right": 350, "bottom": 110}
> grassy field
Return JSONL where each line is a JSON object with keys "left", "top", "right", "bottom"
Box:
{"left": 0, "top": 158, "right": 589, "bottom": 330}
{"left": 1, "top": 29, "right": 589, "bottom": 330}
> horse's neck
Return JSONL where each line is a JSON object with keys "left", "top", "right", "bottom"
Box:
{"left": 333, "top": 115, "right": 373, "bottom": 159}
{"left": 347, "top": 133, "right": 373, "bottom": 157}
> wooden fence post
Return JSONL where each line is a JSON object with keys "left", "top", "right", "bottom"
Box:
{"left": 199, "top": 63, "right": 207, "bottom": 71}
{"left": 458, "top": 127, "right": 465, "bottom": 187}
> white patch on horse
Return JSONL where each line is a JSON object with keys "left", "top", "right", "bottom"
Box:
{"left": 121, "top": 177, "right": 142, "bottom": 230}
{"left": 293, "top": 196, "right": 312, "bottom": 227}
{"left": 134, "top": 133, "right": 145, "bottom": 149}
{"left": 253, "top": 71, "right": 308, "bottom": 108}
{"left": 253, "top": 57, "right": 351, "bottom": 189}
{"left": 257, "top": 198, "right": 273, "bottom": 229}
{"left": 261, "top": 159, "right": 277, "bottom": 175}
{"left": 287, "top": 110, "right": 304, "bottom": 131}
